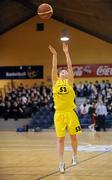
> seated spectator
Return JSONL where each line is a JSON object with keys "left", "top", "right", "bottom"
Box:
{"left": 107, "top": 104, "right": 112, "bottom": 114}
{"left": 4, "top": 101, "right": 12, "bottom": 120}
{"left": 79, "top": 103, "right": 89, "bottom": 117}
{"left": 94, "top": 80, "right": 101, "bottom": 93}
{"left": 87, "top": 82, "right": 94, "bottom": 97}
{"left": 12, "top": 102, "right": 19, "bottom": 120}
{"left": 83, "top": 81, "right": 89, "bottom": 97}
{"left": 88, "top": 102, "right": 97, "bottom": 131}
{"left": 100, "top": 80, "right": 106, "bottom": 90}
{"left": 76, "top": 81, "right": 84, "bottom": 97}
{"left": 22, "top": 95, "right": 27, "bottom": 104}
{"left": 0, "top": 99, "right": 5, "bottom": 117}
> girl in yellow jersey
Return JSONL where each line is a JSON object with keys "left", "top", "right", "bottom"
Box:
{"left": 49, "top": 43, "right": 81, "bottom": 173}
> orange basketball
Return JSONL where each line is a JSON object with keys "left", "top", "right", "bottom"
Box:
{"left": 37, "top": 3, "right": 53, "bottom": 20}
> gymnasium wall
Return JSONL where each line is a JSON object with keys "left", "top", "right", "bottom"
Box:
{"left": 0, "top": 16, "right": 112, "bottom": 89}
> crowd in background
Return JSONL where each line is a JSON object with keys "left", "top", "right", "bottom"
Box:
{"left": 0, "top": 82, "right": 53, "bottom": 120}
{"left": 75, "top": 80, "right": 112, "bottom": 131}
{"left": 76, "top": 80, "right": 112, "bottom": 115}
{"left": 0, "top": 80, "right": 111, "bottom": 122}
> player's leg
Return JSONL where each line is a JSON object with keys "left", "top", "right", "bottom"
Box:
{"left": 57, "top": 136, "right": 65, "bottom": 162}
{"left": 54, "top": 111, "right": 66, "bottom": 173}
{"left": 57, "top": 136, "right": 65, "bottom": 173}
{"left": 68, "top": 111, "right": 81, "bottom": 165}
{"left": 70, "top": 134, "right": 78, "bottom": 165}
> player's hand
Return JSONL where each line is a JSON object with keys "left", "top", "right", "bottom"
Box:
{"left": 49, "top": 45, "right": 57, "bottom": 55}
{"left": 62, "top": 42, "right": 69, "bottom": 53}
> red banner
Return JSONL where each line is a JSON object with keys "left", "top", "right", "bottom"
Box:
{"left": 58, "top": 64, "right": 112, "bottom": 77}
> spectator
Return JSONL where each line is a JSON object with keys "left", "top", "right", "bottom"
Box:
{"left": 88, "top": 102, "right": 97, "bottom": 131}
{"left": 94, "top": 80, "right": 101, "bottom": 93}
{"left": 79, "top": 103, "right": 89, "bottom": 117}
{"left": 12, "top": 102, "right": 19, "bottom": 120}
{"left": 95, "top": 101, "right": 108, "bottom": 131}
{"left": 0, "top": 99, "right": 4, "bottom": 117}
{"left": 76, "top": 81, "right": 84, "bottom": 97}
{"left": 107, "top": 104, "right": 112, "bottom": 114}
{"left": 4, "top": 101, "right": 12, "bottom": 120}
{"left": 100, "top": 80, "right": 106, "bottom": 90}
{"left": 83, "top": 81, "right": 89, "bottom": 97}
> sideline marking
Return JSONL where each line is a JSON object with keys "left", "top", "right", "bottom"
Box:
{"left": 0, "top": 144, "right": 112, "bottom": 152}
{"left": 36, "top": 149, "right": 112, "bottom": 180}
{"left": 65, "top": 144, "right": 112, "bottom": 152}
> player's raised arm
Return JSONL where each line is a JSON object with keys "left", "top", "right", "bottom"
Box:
{"left": 49, "top": 45, "right": 58, "bottom": 85}
{"left": 62, "top": 43, "right": 74, "bottom": 85}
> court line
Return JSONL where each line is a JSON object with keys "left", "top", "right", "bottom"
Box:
{"left": 0, "top": 142, "right": 90, "bottom": 146}
{"left": 0, "top": 144, "right": 56, "bottom": 147}
{"left": 0, "top": 143, "right": 91, "bottom": 150}
{"left": 0, "top": 144, "right": 112, "bottom": 152}
{"left": 36, "top": 148, "right": 112, "bottom": 180}
{"left": 0, "top": 149, "right": 55, "bottom": 151}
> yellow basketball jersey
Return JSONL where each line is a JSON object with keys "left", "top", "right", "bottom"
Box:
{"left": 53, "top": 79, "right": 76, "bottom": 111}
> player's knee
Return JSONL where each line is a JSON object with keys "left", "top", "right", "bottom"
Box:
{"left": 58, "top": 137, "right": 65, "bottom": 144}
{"left": 70, "top": 134, "right": 77, "bottom": 141}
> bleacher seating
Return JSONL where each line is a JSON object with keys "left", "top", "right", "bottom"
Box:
{"left": 0, "top": 80, "right": 111, "bottom": 130}
{"left": 29, "top": 106, "right": 54, "bottom": 129}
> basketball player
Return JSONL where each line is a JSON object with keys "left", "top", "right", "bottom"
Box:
{"left": 49, "top": 43, "right": 81, "bottom": 173}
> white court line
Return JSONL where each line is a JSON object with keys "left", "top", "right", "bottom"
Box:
{"left": 0, "top": 142, "right": 90, "bottom": 147}
{"left": 0, "top": 145, "right": 112, "bottom": 152}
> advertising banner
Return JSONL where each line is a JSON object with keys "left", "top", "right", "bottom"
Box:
{"left": 58, "top": 64, "right": 112, "bottom": 77}
{"left": 0, "top": 66, "right": 43, "bottom": 79}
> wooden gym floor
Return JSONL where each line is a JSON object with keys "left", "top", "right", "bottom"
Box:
{"left": 0, "top": 130, "right": 112, "bottom": 180}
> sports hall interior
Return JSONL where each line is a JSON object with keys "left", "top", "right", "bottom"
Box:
{"left": 0, "top": 1, "right": 112, "bottom": 180}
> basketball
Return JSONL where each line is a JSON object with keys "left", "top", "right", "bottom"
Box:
{"left": 37, "top": 3, "right": 53, "bottom": 20}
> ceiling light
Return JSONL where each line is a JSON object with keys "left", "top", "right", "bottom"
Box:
{"left": 60, "top": 29, "right": 69, "bottom": 42}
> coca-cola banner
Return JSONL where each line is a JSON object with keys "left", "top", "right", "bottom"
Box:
{"left": 58, "top": 64, "right": 112, "bottom": 77}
